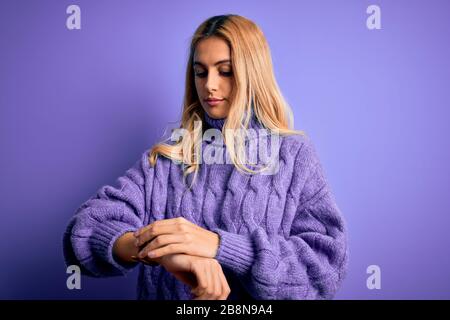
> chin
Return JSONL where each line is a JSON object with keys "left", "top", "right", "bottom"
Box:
{"left": 204, "top": 107, "right": 227, "bottom": 119}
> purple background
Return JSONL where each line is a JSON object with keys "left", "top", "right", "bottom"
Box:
{"left": 1, "top": 0, "right": 449, "bottom": 299}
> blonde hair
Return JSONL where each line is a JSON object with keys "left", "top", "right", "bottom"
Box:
{"left": 149, "top": 14, "right": 304, "bottom": 189}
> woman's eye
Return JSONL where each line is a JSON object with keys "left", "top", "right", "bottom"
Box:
{"left": 195, "top": 71, "right": 207, "bottom": 78}
{"left": 194, "top": 69, "right": 233, "bottom": 78}
{"left": 220, "top": 70, "right": 233, "bottom": 77}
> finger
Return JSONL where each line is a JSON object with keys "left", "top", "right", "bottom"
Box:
{"left": 137, "top": 234, "right": 185, "bottom": 257}
{"left": 134, "top": 219, "right": 177, "bottom": 238}
{"left": 130, "top": 255, "right": 158, "bottom": 266}
{"left": 134, "top": 223, "right": 154, "bottom": 238}
{"left": 136, "top": 223, "right": 186, "bottom": 247}
{"left": 139, "top": 243, "right": 186, "bottom": 259}
{"left": 209, "top": 264, "right": 220, "bottom": 300}
{"left": 193, "top": 272, "right": 210, "bottom": 300}
{"left": 212, "top": 264, "right": 222, "bottom": 300}
{"left": 193, "top": 263, "right": 213, "bottom": 300}
{"left": 191, "top": 263, "right": 208, "bottom": 298}
{"left": 134, "top": 217, "right": 190, "bottom": 237}
{"left": 202, "top": 263, "right": 214, "bottom": 300}
{"left": 150, "top": 217, "right": 190, "bottom": 228}
{"left": 218, "top": 266, "right": 230, "bottom": 300}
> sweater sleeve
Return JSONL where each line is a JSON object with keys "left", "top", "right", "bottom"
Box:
{"left": 211, "top": 137, "right": 349, "bottom": 300}
{"left": 62, "top": 150, "right": 155, "bottom": 277}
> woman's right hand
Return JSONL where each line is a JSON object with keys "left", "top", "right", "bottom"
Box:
{"left": 189, "top": 256, "right": 231, "bottom": 300}
{"left": 155, "top": 254, "right": 231, "bottom": 300}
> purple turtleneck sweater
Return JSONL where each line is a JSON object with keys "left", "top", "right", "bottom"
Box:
{"left": 63, "top": 112, "right": 348, "bottom": 300}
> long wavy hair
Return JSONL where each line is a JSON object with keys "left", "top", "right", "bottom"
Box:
{"left": 149, "top": 14, "right": 304, "bottom": 189}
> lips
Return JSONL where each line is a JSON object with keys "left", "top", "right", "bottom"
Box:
{"left": 205, "top": 97, "right": 224, "bottom": 102}
{"left": 205, "top": 97, "right": 224, "bottom": 107}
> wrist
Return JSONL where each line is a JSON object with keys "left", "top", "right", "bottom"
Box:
{"left": 113, "top": 232, "right": 139, "bottom": 263}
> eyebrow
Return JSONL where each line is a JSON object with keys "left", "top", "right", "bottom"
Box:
{"left": 193, "top": 59, "right": 231, "bottom": 67}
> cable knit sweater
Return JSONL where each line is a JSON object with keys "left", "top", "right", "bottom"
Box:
{"left": 63, "top": 112, "right": 348, "bottom": 300}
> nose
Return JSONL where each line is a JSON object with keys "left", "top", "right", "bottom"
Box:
{"left": 205, "top": 71, "right": 219, "bottom": 93}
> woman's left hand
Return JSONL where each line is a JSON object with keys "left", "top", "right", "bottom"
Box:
{"left": 134, "top": 217, "right": 220, "bottom": 260}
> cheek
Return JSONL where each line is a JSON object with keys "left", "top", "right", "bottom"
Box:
{"left": 224, "top": 79, "right": 233, "bottom": 96}
{"left": 194, "top": 79, "right": 204, "bottom": 95}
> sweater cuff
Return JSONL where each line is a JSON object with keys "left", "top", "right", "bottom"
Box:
{"left": 211, "top": 228, "right": 255, "bottom": 276}
{"left": 92, "top": 220, "right": 139, "bottom": 275}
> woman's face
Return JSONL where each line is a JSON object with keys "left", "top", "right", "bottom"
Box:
{"left": 193, "top": 36, "right": 233, "bottom": 119}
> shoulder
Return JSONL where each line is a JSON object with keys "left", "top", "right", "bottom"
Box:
{"left": 279, "top": 133, "right": 331, "bottom": 204}
{"left": 279, "top": 132, "right": 321, "bottom": 169}
{"left": 136, "top": 140, "right": 174, "bottom": 174}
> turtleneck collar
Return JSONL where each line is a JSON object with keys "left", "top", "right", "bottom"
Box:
{"left": 203, "top": 112, "right": 226, "bottom": 130}
{"left": 203, "top": 109, "right": 262, "bottom": 131}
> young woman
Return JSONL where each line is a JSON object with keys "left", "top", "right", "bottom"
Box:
{"left": 63, "top": 14, "right": 348, "bottom": 300}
